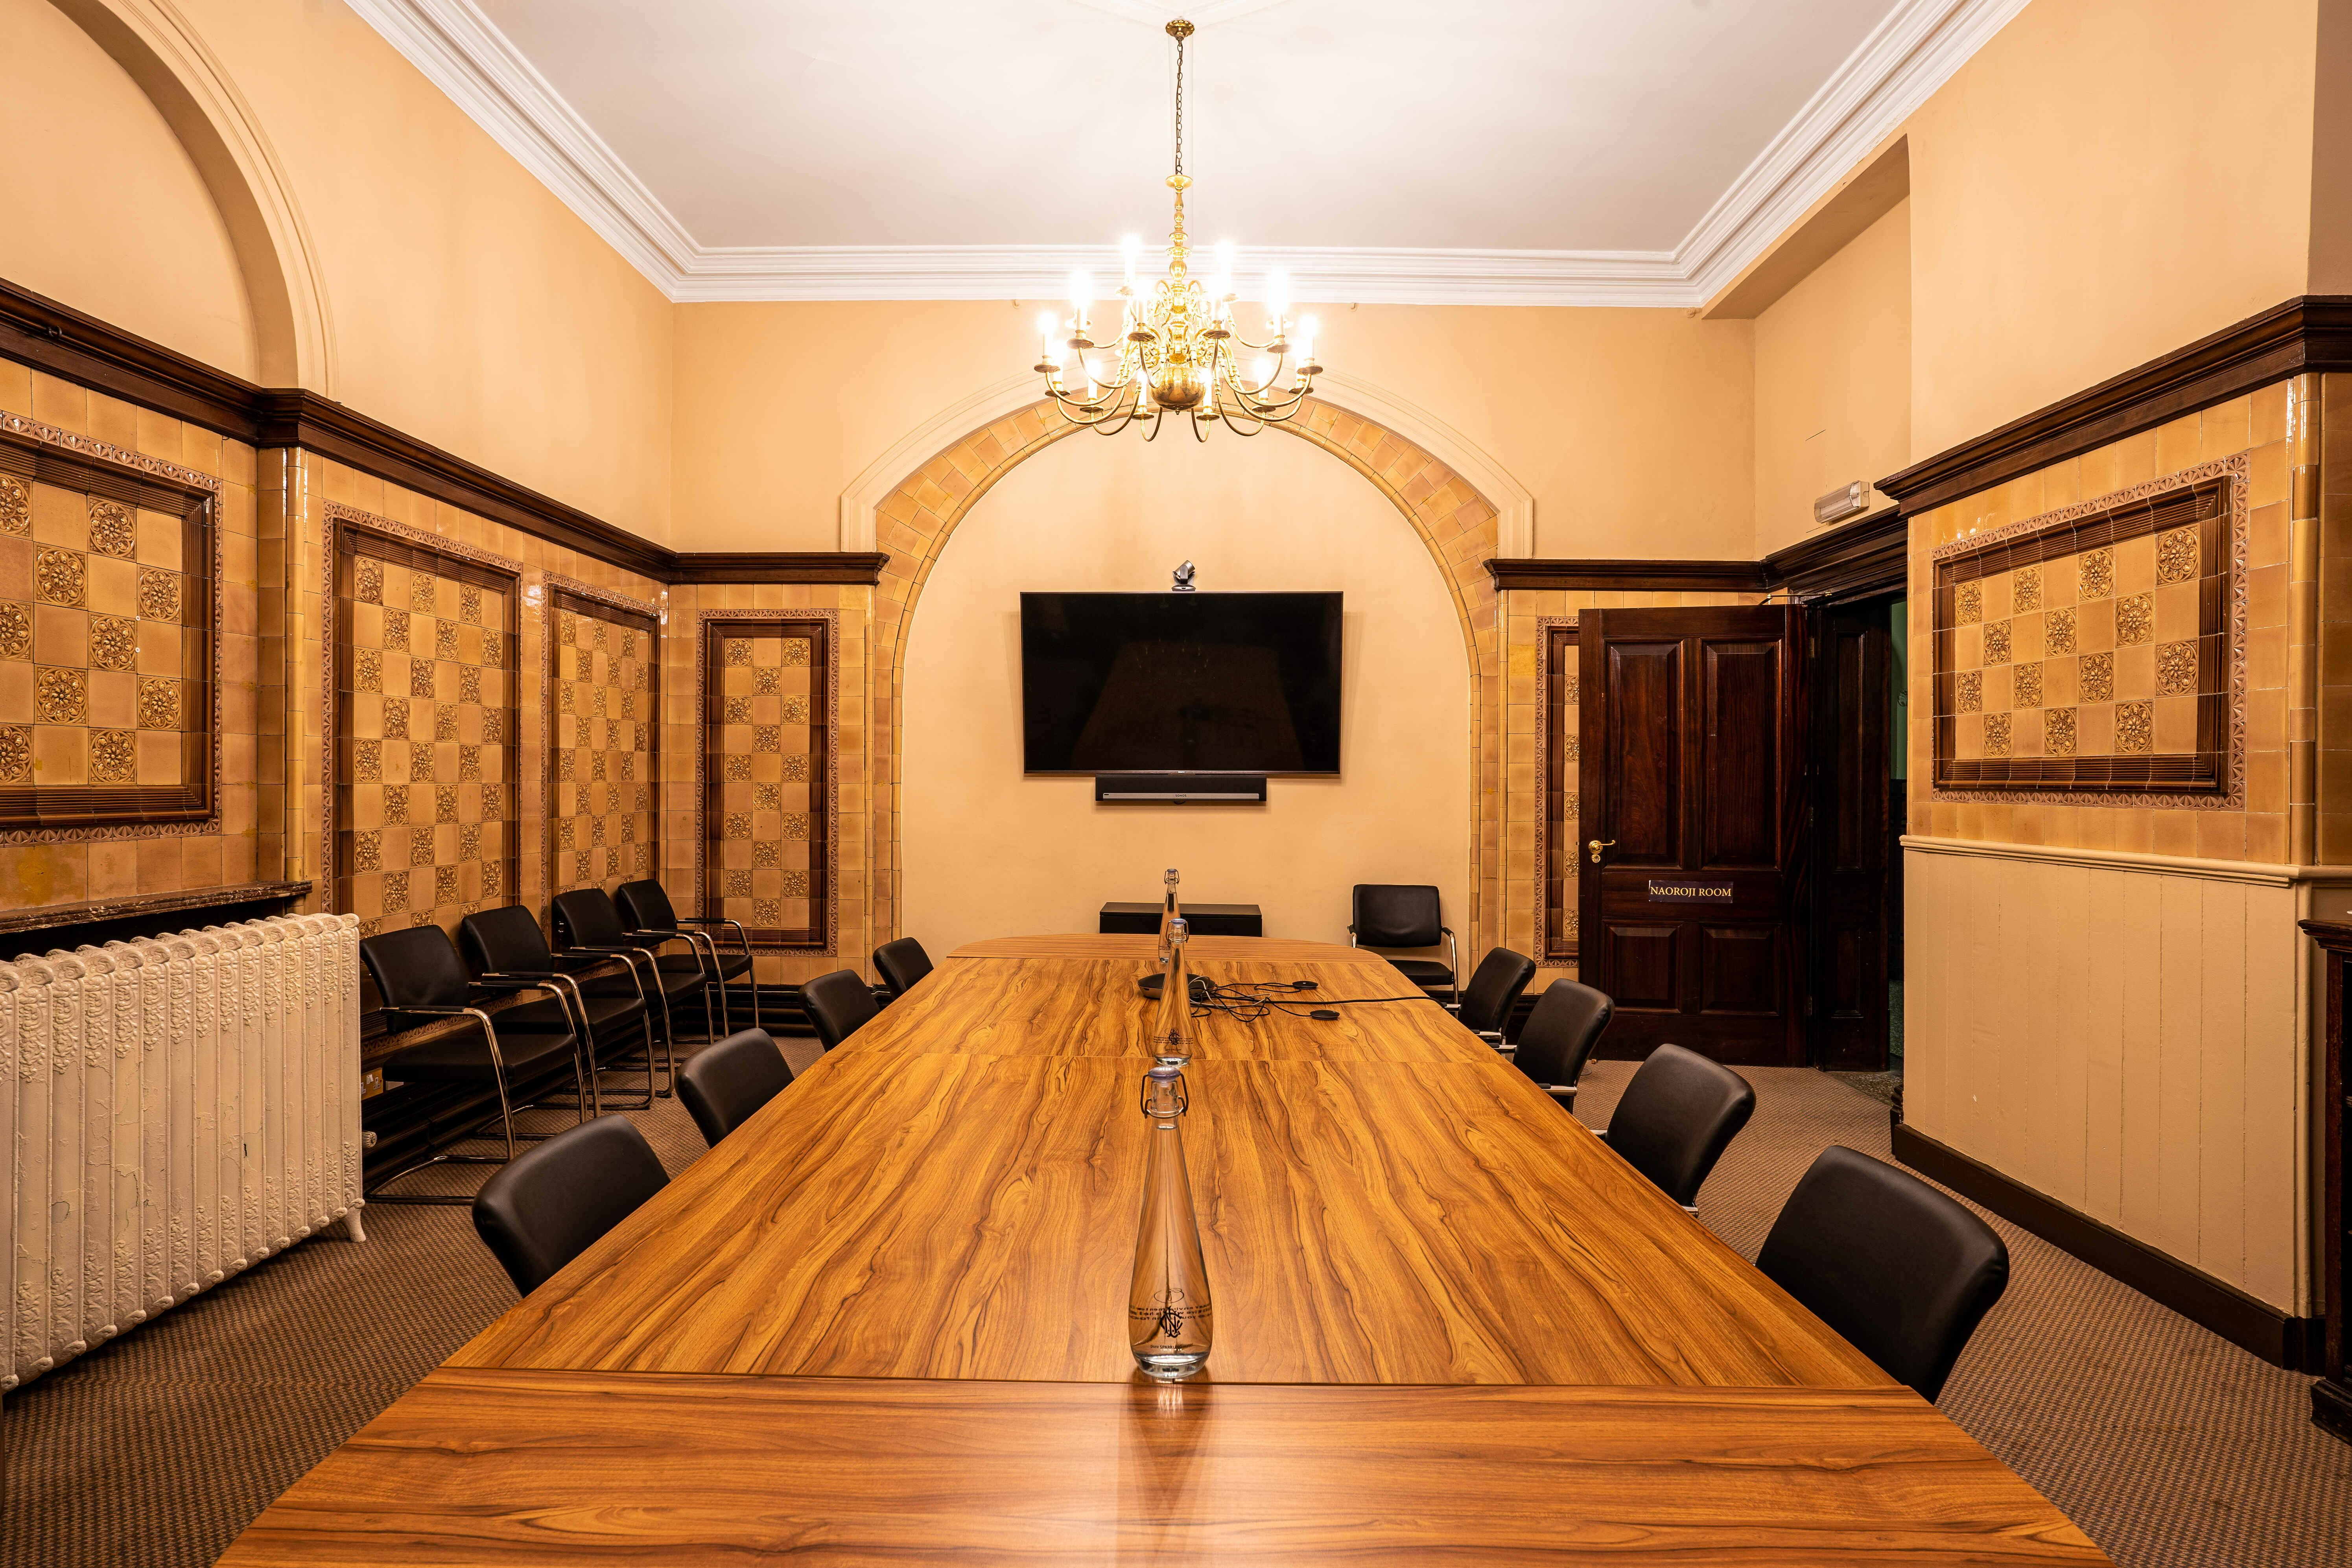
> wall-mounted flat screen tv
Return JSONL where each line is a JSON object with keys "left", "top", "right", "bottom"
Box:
{"left": 1020, "top": 591, "right": 1343, "bottom": 775}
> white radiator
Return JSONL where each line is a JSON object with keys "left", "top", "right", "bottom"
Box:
{"left": 4, "top": 912, "right": 364, "bottom": 1391}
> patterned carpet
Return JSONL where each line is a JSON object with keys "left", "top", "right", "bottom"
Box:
{"left": 5, "top": 1049, "right": 2347, "bottom": 1567}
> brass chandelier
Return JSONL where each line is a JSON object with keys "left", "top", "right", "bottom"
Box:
{"left": 1032, "top": 17, "right": 1323, "bottom": 440}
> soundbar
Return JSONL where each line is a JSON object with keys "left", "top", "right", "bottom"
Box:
{"left": 1094, "top": 774, "right": 1268, "bottom": 804}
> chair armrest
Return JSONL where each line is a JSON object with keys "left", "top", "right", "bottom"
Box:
{"left": 382, "top": 1004, "right": 507, "bottom": 1065}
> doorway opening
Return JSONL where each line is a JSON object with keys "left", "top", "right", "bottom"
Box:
{"left": 1808, "top": 591, "right": 1907, "bottom": 1096}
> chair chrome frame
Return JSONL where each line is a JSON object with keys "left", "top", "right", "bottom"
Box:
{"left": 557, "top": 940, "right": 684, "bottom": 1095}
{"left": 673, "top": 913, "right": 759, "bottom": 1033}
{"left": 364, "top": 988, "right": 578, "bottom": 1207}
{"left": 475, "top": 968, "right": 621, "bottom": 1118}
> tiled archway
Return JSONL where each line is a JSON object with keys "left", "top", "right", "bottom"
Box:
{"left": 863, "top": 398, "right": 1504, "bottom": 963}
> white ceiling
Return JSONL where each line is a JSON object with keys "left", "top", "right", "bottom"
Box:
{"left": 348, "top": 0, "right": 2029, "bottom": 304}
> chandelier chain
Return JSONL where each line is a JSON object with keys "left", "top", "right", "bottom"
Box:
{"left": 1172, "top": 27, "right": 1184, "bottom": 179}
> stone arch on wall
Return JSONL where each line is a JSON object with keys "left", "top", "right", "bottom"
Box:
{"left": 53, "top": 0, "right": 337, "bottom": 390}
{"left": 861, "top": 396, "right": 1510, "bottom": 963}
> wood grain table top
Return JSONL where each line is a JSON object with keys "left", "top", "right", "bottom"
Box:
{"left": 220, "top": 1369, "right": 2109, "bottom": 1566}
{"left": 229, "top": 934, "right": 2111, "bottom": 1564}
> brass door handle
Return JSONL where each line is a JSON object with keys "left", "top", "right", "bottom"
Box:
{"left": 1588, "top": 838, "right": 1615, "bottom": 865}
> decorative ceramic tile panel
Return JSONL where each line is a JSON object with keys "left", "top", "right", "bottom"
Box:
{"left": 1539, "top": 619, "right": 1580, "bottom": 959}
{"left": 549, "top": 587, "right": 659, "bottom": 897}
{"left": 331, "top": 520, "right": 520, "bottom": 938}
{"left": 1930, "top": 461, "right": 2244, "bottom": 803}
{"left": 700, "top": 617, "right": 831, "bottom": 950}
{"left": 0, "top": 435, "right": 215, "bottom": 827}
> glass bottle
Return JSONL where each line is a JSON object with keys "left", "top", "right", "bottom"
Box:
{"left": 1152, "top": 917, "right": 1192, "bottom": 1066}
{"left": 1156, "top": 866, "right": 1182, "bottom": 965}
{"left": 1129, "top": 1061, "right": 1213, "bottom": 1380}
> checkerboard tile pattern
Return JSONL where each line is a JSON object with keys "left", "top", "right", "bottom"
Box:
{"left": 1933, "top": 473, "right": 2232, "bottom": 794}
{"left": 704, "top": 622, "right": 825, "bottom": 947}
{"left": 333, "top": 536, "right": 518, "bottom": 937}
{"left": 552, "top": 598, "right": 657, "bottom": 895}
{"left": 0, "top": 475, "right": 203, "bottom": 796}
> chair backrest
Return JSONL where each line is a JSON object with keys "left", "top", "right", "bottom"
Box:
{"left": 1513, "top": 980, "right": 1613, "bottom": 1090}
{"left": 551, "top": 887, "right": 630, "bottom": 950}
{"left": 459, "top": 905, "right": 557, "bottom": 976}
{"left": 1604, "top": 1043, "right": 1756, "bottom": 1208}
{"left": 1756, "top": 1146, "right": 2010, "bottom": 1401}
{"left": 471, "top": 1115, "right": 669, "bottom": 1295}
{"left": 1456, "top": 946, "right": 1537, "bottom": 1034}
{"left": 613, "top": 879, "right": 679, "bottom": 933}
{"left": 359, "top": 925, "right": 472, "bottom": 1012}
{"left": 676, "top": 1028, "right": 794, "bottom": 1146}
{"left": 802, "top": 968, "right": 878, "bottom": 1050}
{"left": 872, "top": 938, "right": 934, "bottom": 999}
{"left": 1351, "top": 884, "right": 1443, "bottom": 949}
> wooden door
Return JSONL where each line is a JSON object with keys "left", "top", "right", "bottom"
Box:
{"left": 1578, "top": 607, "right": 1804, "bottom": 1066}
{"left": 1809, "top": 603, "right": 1891, "bottom": 1071}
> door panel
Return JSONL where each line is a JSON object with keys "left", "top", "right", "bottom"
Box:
{"left": 1580, "top": 607, "right": 1804, "bottom": 1066}
{"left": 1604, "top": 641, "right": 1683, "bottom": 866}
{"left": 1603, "top": 925, "right": 1680, "bottom": 1010}
{"left": 1702, "top": 641, "right": 1782, "bottom": 868}
{"left": 1699, "top": 926, "right": 1781, "bottom": 1015}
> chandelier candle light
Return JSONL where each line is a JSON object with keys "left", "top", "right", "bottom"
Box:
{"left": 1033, "top": 18, "right": 1324, "bottom": 440}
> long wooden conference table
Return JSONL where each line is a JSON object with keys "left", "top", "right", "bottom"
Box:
{"left": 224, "top": 934, "right": 2110, "bottom": 1563}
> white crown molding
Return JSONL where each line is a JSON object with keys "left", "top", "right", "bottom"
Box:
{"left": 350, "top": 0, "right": 2029, "bottom": 308}
{"left": 1677, "top": 0, "right": 2033, "bottom": 302}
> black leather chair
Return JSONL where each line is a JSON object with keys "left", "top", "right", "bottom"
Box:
{"left": 1757, "top": 1146, "right": 2010, "bottom": 1401}
{"left": 872, "top": 937, "right": 934, "bottom": 1000}
{"left": 471, "top": 1114, "right": 669, "bottom": 1295}
{"left": 802, "top": 967, "right": 878, "bottom": 1052}
{"left": 461, "top": 905, "right": 658, "bottom": 1112}
{"left": 1601, "top": 1043, "right": 1755, "bottom": 1213}
{"left": 1349, "top": 884, "right": 1457, "bottom": 1005}
{"left": 552, "top": 887, "right": 712, "bottom": 1089}
{"left": 616, "top": 878, "right": 757, "bottom": 1035}
{"left": 676, "top": 1027, "right": 795, "bottom": 1147}
{"left": 1452, "top": 946, "right": 1537, "bottom": 1047}
{"left": 358, "top": 925, "right": 587, "bottom": 1204}
{"left": 1511, "top": 980, "right": 1613, "bottom": 1107}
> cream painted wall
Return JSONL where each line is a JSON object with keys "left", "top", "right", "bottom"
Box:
{"left": 901, "top": 427, "right": 1470, "bottom": 957}
{"left": 2, "top": 0, "right": 675, "bottom": 538}
{"left": 1902, "top": 0, "right": 2320, "bottom": 459}
{"left": 1751, "top": 199, "right": 1910, "bottom": 557}
{"left": 670, "top": 301, "right": 1755, "bottom": 560}
{"left": 1, "top": 0, "right": 258, "bottom": 378}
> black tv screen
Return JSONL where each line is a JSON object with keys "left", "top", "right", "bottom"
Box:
{"left": 1021, "top": 591, "right": 1343, "bottom": 775}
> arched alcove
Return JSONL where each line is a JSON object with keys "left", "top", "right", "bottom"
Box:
{"left": 901, "top": 422, "right": 1473, "bottom": 953}
{"left": 36, "top": 0, "right": 336, "bottom": 389}
{"left": 861, "top": 395, "right": 1508, "bottom": 961}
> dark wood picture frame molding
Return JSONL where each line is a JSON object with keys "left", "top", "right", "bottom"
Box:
{"left": 0, "top": 276, "right": 885, "bottom": 589}
{"left": 0, "top": 413, "right": 222, "bottom": 835}
{"left": 694, "top": 613, "right": 839, "bottom": 954}
{"left": 324, "top": 510, "right": 524, "bottom": 928}
{"left": 545, "top": 582, "right": 662, "bottom": 907}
